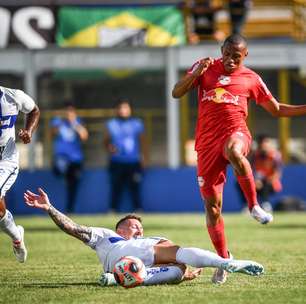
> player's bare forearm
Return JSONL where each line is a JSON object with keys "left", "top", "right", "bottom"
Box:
{"left": 172, "top": 58, "right": 213, "bottom": 98}
{"left": 261, "top": 99, "right": 306, "bottom": 118}
{"left": 172, "top": 74, "right": 198, "bottom": 98}
{"left": 48, "top": 205, "right": 92, "bottom": 243}
{"left": 25, "top": 105, "right": 40, "bottom": 134}
{"left": 278, "top": 103, "right": 306, "bottom": 117}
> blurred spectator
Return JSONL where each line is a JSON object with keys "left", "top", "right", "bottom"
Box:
{"left": 228, "top": 0, "right": 251, "bottom": 35}
{"left": 104, "top": 98, "right": 148, "bottom": 212}
{"left": 238, "top": 134, "right": 283, "bottom": 212}
{"left": 251, "top": 135, "right": 283, "bottom": 211}
{"left": 185, "top": 0, "right": 225, "bottom": 44}
{"left": 51, "top": 102, "right": 88, "bottom": 213}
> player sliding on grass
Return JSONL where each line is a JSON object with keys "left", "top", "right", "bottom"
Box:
{"left": 25, "top": 188, "right": 264, "bottom": 286}
{"left": 172, "top": 33, "right": 306, "bottom": 284}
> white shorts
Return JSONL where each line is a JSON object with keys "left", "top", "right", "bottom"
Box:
{"left": 0, "top": 159, "right": 19, "bottom": 198}
{"left": 105, "top": 240, "right": 158, "bottom": 273}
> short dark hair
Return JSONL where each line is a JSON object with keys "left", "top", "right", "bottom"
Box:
{"left": 223, "top": 34, "right": 247, "bottom": 48}
{"left": 115, "top": 97, "right": 132, "bottom": 108}
{"left": 115, "top": 214, "right": 142, "bottom": 230}
{"left": 64, "top": 100, "right": 75, "bottom": 108}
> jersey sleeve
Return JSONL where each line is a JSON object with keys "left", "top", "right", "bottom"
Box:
{"left": 186, "top": 60, "right": 202, "bottom": 88}
{"left": 86, "top": 227, "right": 115, "bottom": 249}
{"left": 250, "top": 74, "right": 274, "bottom": 104}
{"left": 50, "top": 117, "right": 62, "bottom": 128}
{"left": 14, "top": 90, "right": 36, "bottom": 113}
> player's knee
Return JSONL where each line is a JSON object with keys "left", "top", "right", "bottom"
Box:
{"left": 206, "top": 204, "right": 221, "bottom": 221}
{"left": 226, "top": 147, "right": 244, "bottom": 165}
{"left": 226, "top": 146, "right": 241, "bottom": 160}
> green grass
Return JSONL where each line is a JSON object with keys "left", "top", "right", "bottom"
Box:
{"left": 1, "top": 213, "right": 306, "bottom": 304}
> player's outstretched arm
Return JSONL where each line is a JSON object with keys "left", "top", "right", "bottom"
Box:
{"left": 24, "top": 188, "right": 92, "bottom": 243}
{"left": 261, "top": 98, "right": 306, "bottom": 117}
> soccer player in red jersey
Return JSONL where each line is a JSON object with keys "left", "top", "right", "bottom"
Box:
{"left": 172, "top": 34, "right": 306, "bottom": 284}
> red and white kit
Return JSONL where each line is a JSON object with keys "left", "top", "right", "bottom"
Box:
{"left": 188, "top": 58, "right": 273, "bottom": 197}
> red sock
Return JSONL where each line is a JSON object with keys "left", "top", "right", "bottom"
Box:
{"left": 207, "top": 217, "right": 229, "bottom": 258}
{"left": 237, "top": 173, "right": 258, "bottom": 210}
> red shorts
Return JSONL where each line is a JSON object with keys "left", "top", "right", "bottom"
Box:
{"left": 197, "top": 131, "right": 251, "bottom": 198}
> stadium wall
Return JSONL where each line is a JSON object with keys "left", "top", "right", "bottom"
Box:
{"left": 8, "top": 165, "right": 306, "bottom": 215}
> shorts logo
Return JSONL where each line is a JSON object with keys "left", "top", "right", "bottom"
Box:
{"left": 146, "top": 267, "right": 169, "bottom": 275}
{"left": 197, "top": 176, "right": 205, "bottom": 187}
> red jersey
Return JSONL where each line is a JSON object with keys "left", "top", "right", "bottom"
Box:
{"left": 188, "top": 58, "right": 273, "bottom": 151}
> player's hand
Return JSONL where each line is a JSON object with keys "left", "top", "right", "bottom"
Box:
{"left": 192, "top": 57, "right": 214, "bottom": 77}
{"left": 182, "top": 268, "right": 202, "bottom": 281}
{"left": 24, "top": 188, "right": 51, "bottom": 211}
{"left": 18, "top": 129, "right": 32, "bottom": 144}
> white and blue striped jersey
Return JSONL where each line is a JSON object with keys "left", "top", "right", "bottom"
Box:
{"left": 0, "top": 86, "right": 35, "bottom": 148}
{"left": 0, "top": 86, "right": 36, "bottom": 197}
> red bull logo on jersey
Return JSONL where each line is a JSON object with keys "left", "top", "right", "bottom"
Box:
{"left": 202, "top": 88, "right": 239, "bottom": 105}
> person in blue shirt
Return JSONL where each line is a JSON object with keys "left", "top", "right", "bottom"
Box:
{"left": 104, "top": 98, "right": 148, "bottom": 212}
{"left": 51, "top": 102, "right": 88, "bottom": 213}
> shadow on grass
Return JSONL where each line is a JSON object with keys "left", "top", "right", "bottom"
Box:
{"left": 22, "top": 282, "right": 100, "bottom": 288}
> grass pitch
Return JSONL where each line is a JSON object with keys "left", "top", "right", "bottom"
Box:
{"left": 1, "top": 212, "right": 306, "bottom": 304}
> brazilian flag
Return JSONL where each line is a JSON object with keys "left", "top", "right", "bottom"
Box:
{"left": 57, "top": 6, "right": 186, "bottom": 47}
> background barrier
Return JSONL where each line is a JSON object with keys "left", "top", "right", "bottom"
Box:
{"left": 8, "top": 165, "right": 306, "bottom": 215}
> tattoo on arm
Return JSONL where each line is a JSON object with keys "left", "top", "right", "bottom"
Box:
{"left": 48, "top": 205, "right": 92, "bottom": 243}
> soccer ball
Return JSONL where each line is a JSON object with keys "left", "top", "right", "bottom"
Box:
{"left": 113, "top": 256, "right": 147, "bottom": 288}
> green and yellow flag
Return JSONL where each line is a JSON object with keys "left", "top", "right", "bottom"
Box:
{"left": 57, "top": 6, "right": 186, "bottom": 47}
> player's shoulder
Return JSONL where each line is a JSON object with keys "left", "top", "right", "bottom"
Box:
{"left": 131, "top": 117, "right": 144, "bottom": 131}
{"left": 242, "top": 66, "right": 261, "bottom": 78}
{"left": 3, "top": 86, "right": 34, "bottom": 104}
{"left": 0, "top": 86, "right": 25, "bottom": 105}
{"left": 106, "top": 117, "right": 118, "bottom": 127}
{"left": 92, "top": 227, "right": 119, "bottom": 238}
{"left": 132, "top": 117, "right": 143, "bottom": 125}
{"left": 241, "top": 66, "right": 268, "bottom": 86}
{"left": 0, "top": 86, "right": 18, "bottom": 97}
{"left": 50, "top": 116, "right": 63, "bottom": 125}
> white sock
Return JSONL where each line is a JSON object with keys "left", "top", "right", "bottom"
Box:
{"left": 0, "top": 210, "right": 21, "bottom": 241}
{"left": 144, "top": 266, "right": 183, "bottom": 286}
{"left": 176, "top": 247, "right": 229, "bottom": 268}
